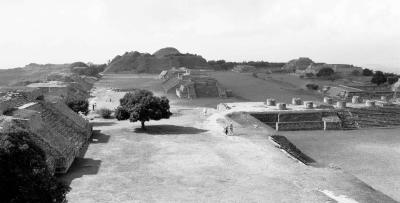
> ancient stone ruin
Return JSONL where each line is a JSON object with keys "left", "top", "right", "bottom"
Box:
{"left": 160, "top": 67, "right": 228, "bottom": 99}
{"left": 0, "top": 79, "right": 93, "bottom": 174}
{"left": 218, "top": 96, "right": 400, "bottom": 131}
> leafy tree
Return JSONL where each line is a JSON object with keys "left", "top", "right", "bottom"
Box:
{"left": 116, "top": 89, "right": 172, "bottom": 129}
{"left": 387, "top": 76, "right": 399, "bottom": 85}
{"left": 66, "top": 99, "right": 89, "bottom": 115}
{"left": 115, "top": 106, "right": 130, "bottom": 120}
{"left": 0, "top": 131, "right": 70, "bottom": 203}
{"left": 316, "top": 67, "right": 335, "bottom": 77}
{"left": 371, "top": 71, "right": 387, "bottom": 86}
{"left": 362, "top": 68, "right": 374, "bottom": 76}
{"left": 97, "top": 108, "right": 112, "bottom": 119}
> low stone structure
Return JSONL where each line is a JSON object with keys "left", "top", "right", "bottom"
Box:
{"left": 161, "top": 67, "right": 228, "bottom": 99}
{"left": 27, "top": 81, "right": 89, "bottom": 102}
{"left": 232, "top": 65, "right": 256, "bottom": 73}
{"left": 0, "top": 100, "right": 92, "bottom": 174}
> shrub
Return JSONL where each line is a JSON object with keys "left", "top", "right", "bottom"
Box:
{"left": 306, "top": 83, "right": 319, "bottom": 90}
{"left": 387, "top": 77, "right": 399, "bottom": 85}
{"left": 117, "top": 89, "right": 172, "bottom": 129}
{"left": 97, "top": 108, "right": 112, "bottom": 119}
{"left": 362, "top": 68, "right": 374, "bottom": 76}
{"left": 115, "top": 106, "right": 130, "bottom": 121}
{"left": 316, "top": 67, "right": 334, "bottom": 77}
{"left": 66, "top": 99, "right": 89, "bottom": 115}
{"left": 0, "top": 131, "right": 70, "bottom": 202}
{"left": 305, "top": 73, "right": 314, "bottom": 78}
{"left": 2, "top": 107, "right": 17, "bottom": 116}
{"left": 371, "top": 71, "right": 387, "bottom": 86}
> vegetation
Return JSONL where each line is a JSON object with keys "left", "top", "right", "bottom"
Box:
{"left": 2, "top": 107, "right": 18, "bottom": 116}
{"left": 115, "top": 106, "right": 130, "bottom": 120}
{"left": 97, "top": 108, "right": 112, "bottom": 119}
{"left": 362, "top": 68, "right": 374, "bottom": 76}
{"left": 116, "top": 89, "right": 172, "bottom": 129}
{"left": 69, "top": 61, "right": 88, "bottom": 68}
{"left": 306, "top": 83, "right": 319, "bottom": 90}
{"left": 71, "top": 63, "right": 106, "bottom": 77}
{"left": 66, "top": 99, "right": 89, "bottom": 115}
{"left": 371, "top": 71, "right": 387, "bottom": 86}
{"left": 387, "top": 77, "right": 399, "bottom": 85}
{"left": 316, "top": 67, "right": 335, "bottom": 77}
{"left": 351, "top": 70, "right": 361, "bottom": 76}
{"left": 0, "top": 131, "right": 70, "bottom": 203}
{"left": 207, "top": 60, "right": 285, "bottom": 71}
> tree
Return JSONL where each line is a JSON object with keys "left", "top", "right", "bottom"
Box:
{"left": 371, "top": 71, "right": 387, "bottom": 86}
{"left": 362, "top": 68, "right": 374, "bottom": 76}
{"left": 316, "top": 67, "right": 335, "bottom": 77}
{"left": 0, "top": 131, "right": 70, "bottom": 203}
{"left": 116, "top": 89, "right": 172, "bottom": 129}
{"left": 66, "top": 99, "right": 89, "bottom": 115}
{"left": 387, "top": 76, "right": 399, "bottom": 85}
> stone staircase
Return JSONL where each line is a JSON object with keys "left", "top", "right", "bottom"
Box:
{"left": 162, "top": 77, "right": 181, "bottom": 93}
{"left": 336, "top": 110, "right": 359, "bottom": 129}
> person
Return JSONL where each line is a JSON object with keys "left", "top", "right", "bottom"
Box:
{"left": 224, "top": 125, "right": 228, "bottom": 135}
{"left": 92, "top": 103, "right": 96, "bottom": 111}
{"left": 229, "top": 122, "right": 233, "bottom": 136}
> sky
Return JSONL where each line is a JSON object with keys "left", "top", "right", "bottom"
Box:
{"left": 0, "top": 0, "right": 399, "bottom": 72}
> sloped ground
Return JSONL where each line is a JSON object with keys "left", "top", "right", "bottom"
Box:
{"left": 61, "top": 74, "right": 396, "bottom": 202}
{"left": 283, "top": 128, "right": 400, "bottom": 202}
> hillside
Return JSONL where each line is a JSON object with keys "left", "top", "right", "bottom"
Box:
{"left": 0, "top": 63, "right": 71, "bottom": 86}
{"left": 104, "top": 47, "right": 210, "bottom": 73}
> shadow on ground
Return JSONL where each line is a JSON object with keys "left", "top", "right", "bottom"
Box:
{"left": 134, "top": 124, "right": 208, "bottom": 135}
{"left": 90, "top": 130, "right": 111, "bottom": 144}
{"left": 57, "top": 158, "right": 101, "bottom": 185}
{"left": 91, "top": 121, "right": 116, "bottom": 127}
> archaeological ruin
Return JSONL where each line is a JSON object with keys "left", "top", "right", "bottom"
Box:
{"left": 160, "top": 67, "right": 228, "bottom": 99}
{"left": 0, "top": 78, "right": 93, "bottom": 174}
{"left": 218, "top": 96, "right": 400, "bottom": 131}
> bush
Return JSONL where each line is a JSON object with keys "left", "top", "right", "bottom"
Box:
{"left": 362, "top": 68, "right": 374, "bottom": 76}
{"left": 0, "top": 131, "right": 70, "bottom": 202}
{"left": 97, "top": 108, "right": 112, "bottom": 119}
{"left": 305, "top": 73, "right": 314, "bottom": 78}
{"left": 316, "top": 67, "right": 334, "bottom": 77}
{"left": 66, "top": 99, "right": 89, "bottom": 115}
{"left": 2, "top": 107, "right": 17, "bottom": 116}
{"left": 371, "top": 71, "right": 387, "bottom": 86}
{"left": 115, "top": 106, "right": 130, "bottom": 121}
{"left": 387, "top": 77, "right": 399, "bottom": 85}
{"left": 306, "top": 83, "right": 319, "bottom": 90}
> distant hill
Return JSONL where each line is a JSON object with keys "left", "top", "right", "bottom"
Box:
{"left": 104, "top": 47, "right": 210, "bottom": 73}
{"left": 0, "top": 63, "right": 71, "bottom": 86}
{"left": 282, "top": 57, "right": 314, "bottom": 72}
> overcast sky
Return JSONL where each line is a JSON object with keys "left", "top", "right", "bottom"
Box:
{"left": 0, "top": 0, "right": 399, "bottom": 72}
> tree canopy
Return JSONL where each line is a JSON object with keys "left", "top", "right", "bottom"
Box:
{"left": 116, "top": 89, "right": 172, "bottom": 129}
{"left": 371, "top": 71, "right": 387, "bottom": 86}
{"left": 316, "top": 67, "right": 335, "bottom": 77}
{"left": 362, "top": 68, "right": 374, "bottom": 76}
{"left": 0, "top": 131, "right": 70, "bottom": 203}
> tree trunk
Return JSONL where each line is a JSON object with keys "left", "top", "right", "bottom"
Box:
{"left": 141, "top": 121, "right": 146, "bottom": 130}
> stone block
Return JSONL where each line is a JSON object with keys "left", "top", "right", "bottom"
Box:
{"left": 266, "top": 98, "right": 276, "bottom": 106}
{"left": 304, "top": 101, "right": 313, "bottom": 109}
{"left": 336, "top": 101, "right": 346, "bottom": 108}
{"left": 292, "top": 98, "right": 302, "bottom": 105}
{"left": 324, "top": 97, "right": 333, "bottom": 104}
{"left": 277, "top": 103, "right": 286, "bottom": 110}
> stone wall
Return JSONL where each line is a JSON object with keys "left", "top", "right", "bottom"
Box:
{"left": 276, "top": 121, "right": 324, "bottom": 131}
{"left": 278, "top": 112, "right": 322, "bottom": 122}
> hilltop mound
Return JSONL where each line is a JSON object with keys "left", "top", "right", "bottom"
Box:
{"left": 104, "top": 47, "right": 210, "bottom": 73}
{"left": 282, "top": 57, "right": 314, "bottom": 72}
{"left": 153, "top": 47, "right": 180, "bottom": 58}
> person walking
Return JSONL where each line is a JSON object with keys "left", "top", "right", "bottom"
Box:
{"left": 229, "top": 122, "right": 234, "bottom": 136}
